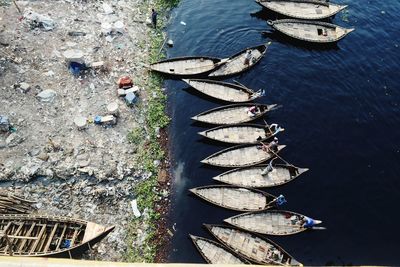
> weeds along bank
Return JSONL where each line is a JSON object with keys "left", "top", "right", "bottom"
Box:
{"left": 0, "top": 0, "right": 178, "bottom": 262}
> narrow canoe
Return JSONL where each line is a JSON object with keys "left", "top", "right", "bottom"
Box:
{"left": 192, "top": 103, "right": 277, "bottom": 125}
{"left": 268, "top": 19, "right": 354, "bottom": 43}
{"left": 224, "top": 210, "right": 322, "bottom": 236}
{"left": 205, "top": 224, "right": 302, "bottom": 265}
{"left": 183, "top": 79, "right": 263, "bottom": 103}
{"left": 198, "top": 123, "right": 284, "bottom": 144}
{"left": 201, "top": 143, "right": 285, "bottom": 168}
{"left": 189, "top": 185, "right": 277, "bottom": 212}
{"left": 150, "top": 56, "right": 226, "bottom": 76}
{"left": 256, "top": 0, "right": 347, "bottom": 20}
{"left": 208, "top": 43, "right": 270, "bottom": 77}
{"left": 213, "top": 163, "right": 308, "bottom": 188}
{"left": 189, "top": 235, "right": 248, "bottom": 264}
{"left": 0, "top": 214, "right": 114, "bottom": 257}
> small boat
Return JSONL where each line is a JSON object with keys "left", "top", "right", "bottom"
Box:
{"left": 267, "top": 19, "right": 354, "bottom": 43}
{"left": 213, "top": 163, "right": 308, "bottom": 188}
{"left": 224, "top": 210, "right": 322, "bottom": 235}
{"left": 183, "top": 79, "right": 264, "bottom": 103}
{"left": 208, "top": 43, "right": 270, "bottom": 77}
{"left": 0, "top": 214, "right": 115, "bottom": 257}
{"left": 204, "top": 224, "right": 302, "bottom": 265}
{"left": 198, "top": 123, "right": 284, "bottom": 144}
{"left": 189, "top": 185, "right": 277, "bottom": 212}
{"left": 189, "top": 234, "right": 248, "bottom": 264}
{"left": 256, "top": 0, "right": 348, "bottom": 20}
{"left": 201, "top": 143, "right": 285, "bottom": 168}
{"left": 192, "top": 103, "right": 277, "bottom": 125}
{"left": 150, "top": 56, "right": 227, "bottom": 76}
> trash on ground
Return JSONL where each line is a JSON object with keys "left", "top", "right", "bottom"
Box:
{"left": 118, "top": 76, "right": 133, "bottom": 89}
{"left": 94, "top": 115, "right": 117, "bottom": 126}
{"left": 130, "top": 199, "right": 141, "bottom": 218}
{"left": 167, "top": 39, "right": 174, "bottom": 47}
{"left": 74, "top": 116, "right": 87, "bottom": 130}
{"left": 0, "top": 116, "right": 10, "bottom": 133}
{"left": 23, "top": 9, "right": 55, "bottom": 31}
{"left": 36, "top": 89, "right": 56, "bottom": 103}
{"left": 125, "top": 92, "right": 137, "bottom": 106}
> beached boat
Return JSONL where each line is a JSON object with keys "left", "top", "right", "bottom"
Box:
{"left": 208, "top": 43, "right": 270, "bottom": 77}
{"left": 205, "top": 224, "right": 302, "bottom": 265}
{"left": 198, "top": 123, "right": 283, "bottom": 144}
{"left": 213, "top": 163, "right": 308, "bottom": 188}
{"left": 224, "top": 210, "right": 322, "bottom": 235}
{"left": 192, "top": 103, "right": 277, "bottom": 125}
{"left": 0, "top": 214, "right": 114, "bottom": 257}
{"left": 267, "top": 19, "right": 354, "bottom": 43}
{"left": 189, "top": 185, "right": 277, "bottom": 212}
{"left": 150, "top": 56, "right": 227, "bottom": 76}
{"left": 189, "top": 234, "right": 248, "bottom": 264}
{"left": 201, "top": 143, "right": 285, "bottom": 168}
{"left": 256, "top": 0, "right": 347, "bottom": 20}
{"left": 183, "top": 79, "right": 264, "bottom": 103}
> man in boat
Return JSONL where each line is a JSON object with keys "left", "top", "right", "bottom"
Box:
{"left": 151, "top": 8, "right": 158, "bottom": 29}
{"left": 268, "top": 123, "right": 283, "bottom": 135}
{"left": 244, "top": 50, "right": 252, "bottom": 65}
{"left": 262, "top": 137, "right": 278, "bottom": 153}
{"left": 261, "top": 159, "right": 275, "bottom": 175}
{"left": 246, "top": 105, "right": 259, "bottom": 117}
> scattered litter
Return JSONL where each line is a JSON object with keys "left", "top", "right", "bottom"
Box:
{"left": 118, "top": 76, "right": 133, "bottom": 89}
{"left": 167, "top": 39, "right": 174, "bottom": 47}
{"left": 107, "top": 102, "right": 119, "bottom": 117}
{"left": 125, "top": 92, "right": 137, "bottom": 106}
{"left": 63, "top": 49, "right": 85, "bottom": 64}
{"left": 94, "top": 115, "right": 117, "bottom": 126}
{"left": 0, "top": 116, "right": 10, "bottom": 133}
{"left": 180, "top": 21, "right": 186, "bottom": 26}
{"left": 74, "top": 116, "right": 87, "bottom": 130}
{"left": 68, "top": 31, "right": 86, "bottom": 37}
{"left": 69, "top": 62, "right": 88, "bottom": 76}
{"left": 36, "top": 89, "right": 56, "bottom": 103}
{"left": 103, "top": 3, "right": 114, "bottom": 15}
{"left": 167, "top": 229, "right": 174, "bottom": 237}
{"left": 130, "top": 199, "right": 141, "bottom": 218}
{"left": 23, "top": 9, "right": 55, "bottom": 31}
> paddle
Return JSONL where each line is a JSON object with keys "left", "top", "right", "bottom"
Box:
{"left": 260, "top": 141, "right": 294, "bottom": 167}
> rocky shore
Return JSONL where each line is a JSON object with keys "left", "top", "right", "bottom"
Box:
{"left": 0, "top": 0, "right": 174, "bottom": 262}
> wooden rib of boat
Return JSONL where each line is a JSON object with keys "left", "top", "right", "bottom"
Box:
{"left": 205, "top": 224, "right": 302, "bottom": 265}
{"left": 0, "top": 214, "right": 114, "bottom": 257}
{"left": 267, "top": 19, "right": 354, "bottom": 43}
{"left": 150, "top": 56, "right": 227, "bottom": 76}
{"left": 213, "top": 163, "right": 308, "bottom": 188}
{"left": 183, "top": 79, "right": 263, "bottom": 103}
{"left": 189, "top": 234, "right": 248, "bottom": 264}
{"left": 201, "top": 143, "right": 285, "bottom": 168}
{"left": 224, "top": 210, "right": 322, "bottom": 236}
{"left": 189, "top": 185, "right": 277, "bottom": 212}
{"left": 192, "top": 103, "right": 277, "bottom": 125}
{"left": 256, "top": 0, "right": 348, "bottom": 20}
{"left": 208, "top": 43, "right": 270, "bottom": 77}
{"left": 199, "top": 123, "right": 283, "bottom": 144}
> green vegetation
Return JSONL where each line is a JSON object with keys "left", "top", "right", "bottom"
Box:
{"left": 124, "top": 0, "right": 179, "bottom": 263}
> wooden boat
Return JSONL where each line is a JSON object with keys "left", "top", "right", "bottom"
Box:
{"left": 256, "top": 0, "right": 347, "bottom": 20}
{"left": 224, "top": 210, "right": 322, "bottom": 235}
{"left": 213, "top": 163, "right": 308, "bottom": 188}
{"left": 201, "top": 143, "right": 285, "bottom": 168}
{"left": 183, "top": 79, "right": 264, "bottom": 103}
{"left": 267, "top": 19, "right": 354, "bottom": 43}
{"left": 204, "top": 224, "right": 302, "bottom": 265}
{"left": 189, "top": 234, "right": 248, "bottom": 264}
{"left": 208, "top": 43, "right": 270, "bottom": 77}
{"left": 198, "top": 123, "right": 284, "bottom": 144}
{"left": 150, "top": 56, "right": 227, "bottom": 76}
{"left": 189, "top": 185, "right": 277, "bottom": 212}
{"left": 0, "top": 214, "right": 114, "bottom": 257}
{"left": 191, "top": 103, "right": 277, "bottom": 125}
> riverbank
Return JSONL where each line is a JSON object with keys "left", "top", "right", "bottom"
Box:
{"left": 0, "top": 0, "right": 177, "bottom": 262}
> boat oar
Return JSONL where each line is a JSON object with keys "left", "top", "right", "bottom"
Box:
{"left": 261, "top": 142, "right": 294, "bottom": 167}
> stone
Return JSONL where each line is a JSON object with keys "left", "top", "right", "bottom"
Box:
{"left": 63, "top": 49, "right": 85, "bottom": 64}
{"left": 158, "top": 169, "right": 167, "bottom": 183}
{"left": 37, "top": 152, "right": 49, "bottom": 161}
{"left": 74, "top": 116, "right": 87, "bottom": 130}
{"left": 6, "top": 133, "right": 24, "bottom": 146}
{"left": 77, "top": 154, "right": 91, "bottom": 167}
{"left": 107, "top": 102, "right": 119, "bottom": 116}
{"left": 19, "top": 82, "right": 31, "bottom": 93}
{"left": 37, "top": 89, "right": 56, "bottom": 102}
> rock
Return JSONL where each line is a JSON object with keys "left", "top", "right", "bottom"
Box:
{"left": 37, "top": 89, "right": 56, "bottom": 102}
{"left": 158, "top": 169, "right": 167, "bottom": 183}
{"left": 63, "top": 49, "right": 85, "bottom": 64}
{"left": 103, "top": 3, "right": 114, "bottom": 14}
{"left": 37, "top": 152, "right": 49, "bottom": 161}
{"left": 76, "top": 154, "right": 90, "bottom": 167}
{"left": 114, "top": 21, "right": 124, "bottom": 33}
{"left": 107, "top": 102, "right": 119, "bottom": 116}
{"left": 29, "top": 147, "right": 41, "bottom": 157}
{"left": 6, "top": 133, "right": 24, "bottom": 147}
{"left": 19, "top": 82, "right": 31, "bottom": 93}
{"left": 74, "top": 116, "right": 87, "bottom": 130}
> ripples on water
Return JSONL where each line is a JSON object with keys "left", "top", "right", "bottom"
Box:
{"left": 165, "top": 0, "right": 400, "bottom": 265}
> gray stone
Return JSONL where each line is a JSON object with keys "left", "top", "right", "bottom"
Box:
{"left": 37, "top": 89, "right": 56, "bottom": 102}
{"left": 19, "top": 82, "right": 31, "bottom": 93}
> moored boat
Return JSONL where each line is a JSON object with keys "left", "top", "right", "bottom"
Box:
{"left": 150, "top": 56, "right": 227, "bottom": 76}
{"left": 192, "top": 103, "right": 277, "bottom": 125}
{"left": 198, "top": 123, "right": 284, "bottom": 144}
{"left": 224, "top": 210, "right": 322, "bottom": 235}
{"left": 0, "top": 214, "right": 115, "bottom": 257}
{"left": 183, "top": 79, "right": 264, "bottom": 103}
{"left": 204, "top": 224, "right": 302, "bottom": 265}
{"left": 189, "top": 234, "right": 248, "bottom": 264}
{"left": 208, "top": 43, "right": 270, "bottom": 77}
{"left": 213, "top": 163, "right": 308, "bottom": 188}
{"left": 189, "top": 185, "right": 278, "bottom": 212}
{"left": 267, "top": 19, "right": 354, "bottom": 43}
{"left": 201, "top": 143, "right": 285, "bottom": 168}
{"left": 256, "top": 0, "right": 347, "bottom": 20}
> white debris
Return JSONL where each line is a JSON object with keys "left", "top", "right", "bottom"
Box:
{"left": 180, "top": 21, "right": 186, "bottom": 26}
{"left": 130, "top": 199, "right": 141, "bottom": 218}
{"left": 36, "top": 89, "right": 56, "bottom": 102}
{"left": 63, "top": 49, "right": 85, "bottom": 64}
{"left": 23, "top": 9, "right": 55, "bottom": 30}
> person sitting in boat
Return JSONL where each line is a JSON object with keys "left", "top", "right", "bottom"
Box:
{"left": 301, "top": 216, "right": 316, "bottom": 228}
{"left": 262, "top": 137, "right": 278, "bottom": 153}
{"left": 269, "top": 123, "right": 283, "bottom": 135}
{"left": 261, "top": 159, "right": 275, "bottom": 175}
{"left": 244, "top": 50, "right": 252, "bottom": 65}
{"left": 246, "top": 105, "right": 259, "bottom": 117}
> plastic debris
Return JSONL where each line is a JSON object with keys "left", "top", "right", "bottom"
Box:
{"left": 0, "top": 116, "right": 10, "bottom": 133}
{"left": 180, "top": 21, "right": 186, "bottom": 26}
{"left": 36, "top": 90, "right": 56, "bottom": 103}
{"left": 63, "top": 49, "right": 85, "bottom": 64}
{"left": 103, "top": 3, "right": 114, "bottom": 15}
{"left": 69, "top": 62, "right": 87, "bottom": 75}
{"left": 130, "top": 199, "right": 141, "bottom": 218}
{"left": 125, "top": 92, "right": 137, "bottom": 106}
{"left": 167, "top": 39, "right": 174, "bottom": 47}
{"left": 23, "top": 10, "right": 55, "bottom": 31}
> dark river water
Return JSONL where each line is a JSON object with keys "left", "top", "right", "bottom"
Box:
{"left": 163, "top": 0, "right": 400, "bottom": 265}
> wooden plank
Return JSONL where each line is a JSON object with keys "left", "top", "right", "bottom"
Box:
{"left": 16, "top": 222, "right": 36, "bottom": 252}
{"left": 43, "top": 223, "right": 59, "bottom": 252}
{"left": 29, "top": 224, "right": 46, "bottom": 253}
{"left": 3, "top": 222, "right": 24, "bottom": 253}
{"left": 55, "top": 224, "right": 67, "bottom": 250}
{"left": 69, "top": 228, "right": 80, "bottom": 247}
